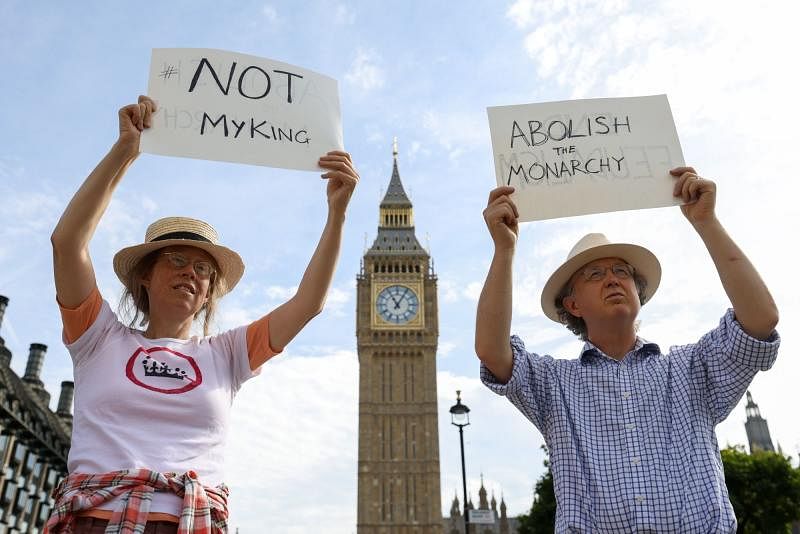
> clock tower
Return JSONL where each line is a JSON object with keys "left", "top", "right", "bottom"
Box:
{"left": 356, "top": 141, "right": 442, "bottom": 533}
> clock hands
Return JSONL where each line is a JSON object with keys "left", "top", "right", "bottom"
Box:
{"left": 378, "top": 286, "right": 417, "bottom": 323}
{"left": 390, "top": 291, "right": 402, "bottom": 309}
{"left": 394, "top": 287, "right": 410, "bottom": 309}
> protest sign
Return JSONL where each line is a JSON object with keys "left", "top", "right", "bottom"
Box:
{"left": 487, "top": 95, "right": 684, "bottom": 221}
{"left": 141, "top": 48, "right": 343, "bottom": 171}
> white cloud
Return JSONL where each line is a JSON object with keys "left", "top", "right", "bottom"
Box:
{"left": 365, "top": 127, "right": 386, "bottom": 145}
{"left": 463, "top": 281, "right": 483, "bottom": 302}
{"left": 226, "top": 348, "right": 359, "bottom": 533}
{"left": 334, "top": 4, "right": 356, "bottom": 25}
{"left": 439, "top": 279, "right": 463, "bottom": 303}
{"left": 439, "top": 340, "right": 457, "bottom": 358}
{"left": 345, "top": 49, "right": 385, "bottom": 92}
{"left": 439, "top": 279, "right": 485, "bottom": 303}
{"left": 209, "top": 282, "right": 353, "bottom": 333}
{"left": 325, "top": 286, "right": 352, "bottom": 316}
{"left": 407, "top": 140, "right": 428, "bottom": 161}
{"left": 265, "top": 284, "right": 298, "bottom": 300}
{"left": 95, "top": 195, "right": 154, "bottom": 257}
{"left": 2, "top": 191, "right": 61, "bottom": 234}
{"left": 0, "top": 157, "right": 24, "bottom": 181}
{"left": 261, "top": 5, "right": 278, "bottom": 22}
{"left": 421, "top": 109, "right": 487, "bottom": 161}
{"left": 140, "top": 195, "right": 158, "bottom": 214}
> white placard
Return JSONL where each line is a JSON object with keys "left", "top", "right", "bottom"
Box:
{"left": 487, "top": 95, "right": 685, "bottom": 221}
{"left": 141, "top": 48, "right": 343, "bottom": 171}
{"left": 468, "top": 509, "right": 495, "bottom": 524}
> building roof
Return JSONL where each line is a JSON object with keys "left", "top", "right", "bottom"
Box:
{"left": 0, "top": 337, "right": 71, "bottom": 466}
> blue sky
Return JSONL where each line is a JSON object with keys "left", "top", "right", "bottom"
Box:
{"left": 1, "top": 1, "right": 798, "bottom": 532}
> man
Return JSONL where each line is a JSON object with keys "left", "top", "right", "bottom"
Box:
{"left": 475, "top": 166, "right": 779, "bottom": 532}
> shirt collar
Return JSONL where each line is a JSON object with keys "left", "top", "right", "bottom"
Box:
{"left": 580, "top": 337, "right": 661, "bottom": 363}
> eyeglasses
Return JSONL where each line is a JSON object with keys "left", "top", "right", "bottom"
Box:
{"left": 160, "top": 252, "right": 216, "bottom": 279}
{"left": 579, "top": 263, "right": 635, "bottom": 282}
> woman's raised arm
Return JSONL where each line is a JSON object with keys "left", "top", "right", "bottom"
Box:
{"left": 51, "top": 95, "right": 156, "bottom": 307}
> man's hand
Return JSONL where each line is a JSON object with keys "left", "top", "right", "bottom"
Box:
{"left": 484, "top": 186, "right": 520, "bottom": 250}
{"left": 671, "top": 166, "right": 717, "bottom": 227}
{"left": 319, "top": 151, "right": 359, "bottom": 216}
{"left": 115, "top": 95, "right": 157, "bottom": 161}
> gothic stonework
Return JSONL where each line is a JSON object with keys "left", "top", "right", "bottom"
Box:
{"left": 356, "top": 145, "right": 442, "bottom": 533}
{"left": 0, "top": 295, "right": 72, "bottom": 533}
{"left": 744, "top": 390, "right": 775, "bottom": 453}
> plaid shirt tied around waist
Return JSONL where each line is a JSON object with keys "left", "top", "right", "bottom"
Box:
{"left": 44, "top": 469, "right": 229, "bottom": 534}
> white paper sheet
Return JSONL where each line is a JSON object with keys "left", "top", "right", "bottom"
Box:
{"left": 141, "top": 48, "right": 343, "bottom": 172}
{"left": 487, "top": 95, "right": 685, "bottom": 221}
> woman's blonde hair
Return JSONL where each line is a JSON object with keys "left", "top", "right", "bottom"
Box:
{"left": 119, "top": 248, "right": 221, "bottom": 336}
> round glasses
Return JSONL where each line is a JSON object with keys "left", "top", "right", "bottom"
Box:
{"left": 579, "top": 263, "right": 634, "bottom": 282}
{"left": 161, "top": 252, "right": 216, "bottom": 279}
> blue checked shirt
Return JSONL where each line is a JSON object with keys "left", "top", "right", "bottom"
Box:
{"left": 481, "top": 310, "right": 780, "bottom": 533}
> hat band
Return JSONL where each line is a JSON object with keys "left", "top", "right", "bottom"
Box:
{"left": 151, "top": 231, "right": 213, "bottom": 244}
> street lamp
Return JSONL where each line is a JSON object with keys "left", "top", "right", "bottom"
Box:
{"left": 450, "top": 390, "right": 470, "bottom": 534}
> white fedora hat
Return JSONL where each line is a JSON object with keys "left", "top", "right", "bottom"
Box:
{"left": 540, "top": 233, "right": 661, "bottom": 322}
{"left": 113, "top": 216, "right": 244, "bottom": 295}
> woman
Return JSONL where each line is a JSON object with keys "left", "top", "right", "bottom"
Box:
{"left": 46, "top": 96, "right": 359, "bottom": 533}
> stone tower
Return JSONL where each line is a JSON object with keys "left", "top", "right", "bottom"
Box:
{"left": 744, "top": 390, "right": 774, "bottom": 453}
{"left": 356, "top": 140, "right": 442, "bottom": 533}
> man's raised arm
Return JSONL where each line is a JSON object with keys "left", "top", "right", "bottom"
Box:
{"left": 671, "top": 166, "right": 779, "bottom": 340}
{"left": 475, "top": 186, "right": 520, "bottom": 383}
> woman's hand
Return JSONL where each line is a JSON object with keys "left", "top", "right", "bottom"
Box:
{"left": 115, "top": 95, "right": 157, "bottom": 160}
{"left": 319, "top": 151, "right": 359, "bottom": 216}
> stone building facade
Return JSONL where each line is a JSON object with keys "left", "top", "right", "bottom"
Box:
{"left": 356, "top": 144, "right": 442, "bottom": 533}
{"left": 744, "top": 390, "right": 774, "bottom": 453}
{"left": 0, "top": 296, "right": 72, "bottom": 533}
{"left": 442, "top": 477, "right": 519, "bottom": 534}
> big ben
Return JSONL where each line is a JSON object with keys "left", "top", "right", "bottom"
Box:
{"left": 356, "top": 141, "right": 443, "bottom": 533}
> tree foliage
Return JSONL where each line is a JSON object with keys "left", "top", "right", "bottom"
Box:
{"left": 517, "top": 447, "right": 556, "bottom": 534}
{"left": 721, "top": 446, "right": 800, "bottom": 534}
{"left": 515, "top": 445, "right": 800, "bottom": 533}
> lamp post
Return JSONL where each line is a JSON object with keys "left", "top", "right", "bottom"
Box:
{"left": 450, "top": 390, "right": 471, "bottom": 534}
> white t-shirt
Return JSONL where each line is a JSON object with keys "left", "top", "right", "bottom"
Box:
{"left": 66, "top": 300, "right": 257, "bottom": 515}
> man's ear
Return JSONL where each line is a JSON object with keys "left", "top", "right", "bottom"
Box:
{"left": 562, "top": 294, "right": 582, "bottom": 318}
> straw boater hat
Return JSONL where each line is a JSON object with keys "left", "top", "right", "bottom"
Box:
{"left": 113, "top": 217, "right": 244, "bottom": 296}
{"left": 540, "top": 233, "right": 661, "bottom": 322}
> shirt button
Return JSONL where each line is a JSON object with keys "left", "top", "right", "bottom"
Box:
{"left": 621, "top": 391, "right": 631, "bottom": 399}
{"left": 635, "top": 495, "right": 645, "bottom": 504}
{"left": 625, "top": 423, "right": 635, "bottom": 430}
{"left": 631, "top": 457, "right": 641, "bottom": 465}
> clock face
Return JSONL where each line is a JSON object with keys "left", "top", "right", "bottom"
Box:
{"left": 376, "top": 285, "right": 419, "bottom": 324}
